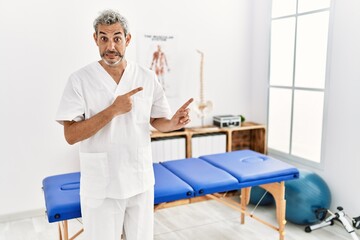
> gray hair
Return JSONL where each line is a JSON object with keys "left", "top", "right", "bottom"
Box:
{"left": 93, "top": 10, "right": 130, "bottom": 36}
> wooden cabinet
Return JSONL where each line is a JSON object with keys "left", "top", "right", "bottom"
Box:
{"left": 151, "top": 122, "right": 266, "bottom": 158}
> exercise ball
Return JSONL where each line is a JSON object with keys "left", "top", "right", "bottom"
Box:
{"left": 285, "top": 169, "right": 331, "bottom": 225}
{"left": 249, "top": 186, "right": 274, "bottom": 206}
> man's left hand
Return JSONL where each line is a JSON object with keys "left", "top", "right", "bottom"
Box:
{"left": 170, "top": 98, "right": 193, "bottom": 130}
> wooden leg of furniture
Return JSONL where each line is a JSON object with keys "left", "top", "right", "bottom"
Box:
{"left": 63, "top": 220, "right": 69, "bottom": 240}
{"left": 57, "top": 220, "right": 84, "bottom": 240}
{"left": 58, "top": 221, "right": 69, "bottom": 240}
{"left": 260, "top": 181, "right": 286, "bottom": 240}
{"left": 58, "top": 222, "right": 63, "bottom": 240}
{"left": 240, "top": 187, "right": 251, "bottom": 224}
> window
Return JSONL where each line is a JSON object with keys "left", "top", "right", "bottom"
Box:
{"left": 268, "top": 0, "right": 331, "bottom": 165}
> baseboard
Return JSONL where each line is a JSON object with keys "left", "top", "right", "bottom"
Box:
{"left": 0, "top": 208, "right": 45, "bottom": 223}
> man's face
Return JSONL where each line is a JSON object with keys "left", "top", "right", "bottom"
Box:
{"left": 93, "top": 23, "right": 131, "bottom": 66}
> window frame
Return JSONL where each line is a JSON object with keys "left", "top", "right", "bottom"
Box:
{"left": 267, "top": 0, "right": 334, "bottom": 169}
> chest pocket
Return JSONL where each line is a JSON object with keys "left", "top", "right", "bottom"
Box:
{"left": 133, "top": 97, "right": 152, "bottom": 123}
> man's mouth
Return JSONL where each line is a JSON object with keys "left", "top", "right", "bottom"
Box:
{"left": 103, "top": 51, "right": 120, "bottom": 58}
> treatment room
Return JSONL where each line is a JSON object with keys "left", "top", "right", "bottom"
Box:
{"left": 1, "top": 0, "right": 360, "bottom": 239}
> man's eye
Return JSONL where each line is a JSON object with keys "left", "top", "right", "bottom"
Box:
{"left": 100, "top": 37, "right": 107, "bottom": 42}
{"left": 114, "top": 37, "right": 121, "bottom": 42}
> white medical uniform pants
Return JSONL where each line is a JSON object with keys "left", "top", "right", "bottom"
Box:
{"left": 80, "top": 188, "right": 154, "bottom": 240}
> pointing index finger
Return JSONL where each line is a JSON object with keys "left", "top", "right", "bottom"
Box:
{"left": 126, "top": 87, "right": 143, "bottom": 96}
{"left": 179, "top": 98, "right": 194, "bottom": 110}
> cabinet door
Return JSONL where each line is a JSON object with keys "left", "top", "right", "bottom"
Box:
{"left": 191, "top": 133, "right": 227, "bottom": 157}
{"left": 151, "top": 137, "right": 186, "bottom": 162}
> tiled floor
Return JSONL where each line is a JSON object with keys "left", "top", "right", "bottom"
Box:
{"left": 0, "top": 200, "right": 357, "bottom": 240}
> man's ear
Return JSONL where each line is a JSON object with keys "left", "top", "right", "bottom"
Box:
{"left": 93, "top": 32, "right": 99, "bottom": 46}
{"left": 125, "top": 33, "right": 132, "bottom": 46}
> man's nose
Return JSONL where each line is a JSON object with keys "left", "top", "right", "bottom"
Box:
{"left": 107, "top": 40, "right": 116, "bottom": 50}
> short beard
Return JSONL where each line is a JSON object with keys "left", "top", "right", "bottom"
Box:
{"left": 102, "top": 56, "right": 123, "bottom": 66}
{"left": 101, "top": 50, "right": 124, "bottom": 66}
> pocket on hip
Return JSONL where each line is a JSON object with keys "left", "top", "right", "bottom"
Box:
{"left": 79, "top": 152, "right": 109, "bottom": 197}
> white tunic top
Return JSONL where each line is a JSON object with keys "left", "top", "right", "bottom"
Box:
{"left": 56, "top": 61, "right": 171, "bottom": 199}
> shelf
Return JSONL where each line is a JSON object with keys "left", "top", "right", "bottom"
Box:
{"left": 151, "top": 122, "right": 266, "bottom": 157}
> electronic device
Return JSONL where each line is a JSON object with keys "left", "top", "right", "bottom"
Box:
{"left": 213, "top": 115, "right": 241, "bottom": 128}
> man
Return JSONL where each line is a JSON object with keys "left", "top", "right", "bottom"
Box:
{"left": 56, "top": 10, "right": 193, "bottom": 240}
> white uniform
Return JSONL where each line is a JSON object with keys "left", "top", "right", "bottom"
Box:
{"left": 56, "top": 61, "right": 171, "bottom": 240}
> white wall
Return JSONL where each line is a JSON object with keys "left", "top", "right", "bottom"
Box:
{"left": 0, "top": 0, "right": 252, "bottom": 218}
{"left": 251, "top": 0, "right": 360, "bottom": 215}
{"left": 249, "top": 1, "right": 271, "bottom": 124}
{"left": 321, "top": 0, "right": 360, "bottom": 215}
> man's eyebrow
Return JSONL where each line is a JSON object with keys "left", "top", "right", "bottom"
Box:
{"left": 98, "top": 31, "right": 123, "bottom": 36}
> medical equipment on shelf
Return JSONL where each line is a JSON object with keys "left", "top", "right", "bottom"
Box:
{"left": 305, "top": 206, "right": 360, "bottom": 240}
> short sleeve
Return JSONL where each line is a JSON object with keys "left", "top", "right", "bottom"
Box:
{"left": 55, "top": 75, "right": 85, "bottom": 125}
{"left": 151, "top": 74, "right": 171, "bottom": 119}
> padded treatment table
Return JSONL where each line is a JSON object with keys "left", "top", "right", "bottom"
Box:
{"left": 153, "top": 163, "right": 194, "bottom": 204}
{"left": 161, "top": 158, "right": 240, "bottom": 196}
{"left": 43, "top": 172, "right": 81, "bottom": 223}
{"left": 42, "top": 150, "right": 299, "bottom": 240}
{"left": 200, "top": 150, "right": 299, "bottom": 187}
{"left": 199, "top": 150, "right": 299, "bottom": 239}
{"left": 43, "top": 172, "right": 83, "bottom": 239}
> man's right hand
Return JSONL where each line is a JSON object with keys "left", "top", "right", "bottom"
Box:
{"left": 63, "top": 87, "right": 144, "bottom": 145}
{"left": 111, "top": 87, "right": 143, "bottom": 116}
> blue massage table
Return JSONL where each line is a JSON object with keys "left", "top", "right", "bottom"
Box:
{"left": 42, "top": 150, "right": 299, "bottom": 240}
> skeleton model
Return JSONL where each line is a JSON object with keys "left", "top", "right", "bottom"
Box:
{"left": 193, "top": 50, "right": 212, "bottom": 126}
